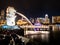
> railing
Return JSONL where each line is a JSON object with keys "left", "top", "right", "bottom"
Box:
{"left": 20, "top": 25, "right": 49, "bottom": 31}
{"left": 25, "top": 31, "right": 49, "bottom": 35}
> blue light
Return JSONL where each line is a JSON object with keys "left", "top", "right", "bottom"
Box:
{"left": 2, "top": 25, "right": 20, "bottom": 30}
{"left": 2, "top": 25, "right": 8, "bottom": 29}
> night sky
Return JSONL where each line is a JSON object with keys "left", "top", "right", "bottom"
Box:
{"left": 0, "top": 0, "right": 60, "bottom": 18}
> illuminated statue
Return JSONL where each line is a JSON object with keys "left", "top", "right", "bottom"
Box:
{"left": 2, "top": 6, "right": 32, "bottom": 29}
{"left": 6, "top": 7, "right": 16, "bottom": 26}
{"left": 6, "top": 6, "right": 32, "bottom": 26}
{"left": 2, "top": 6, "right": 20, "bottom": 29}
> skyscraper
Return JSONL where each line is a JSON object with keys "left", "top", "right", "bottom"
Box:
{"left": 1, "top": 10, "right": 5, "bottom": 20}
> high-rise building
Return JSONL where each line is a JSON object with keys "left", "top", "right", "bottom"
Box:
{"left": 52, "top": 16, "right": 60, "bottom": 23}
{"left": 0, "top": 10, "right": 6, "bottom": 26}
{"left": 45, "top": 14, "right": 48, "bottom": 19}
{"left": 44, "top": 14, "right": 50, "bottom": 24}
{"left": 0, "top": 16, "right": 1, "bottom": 20}
{"left": 1, "top": 10, "right": 5, "bottom": 20}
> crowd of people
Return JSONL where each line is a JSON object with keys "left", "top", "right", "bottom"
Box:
{"left": 0, "top": 28, "right": 24, "bottom": 45}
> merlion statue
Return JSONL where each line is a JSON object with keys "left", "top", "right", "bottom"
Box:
{"left": 6, "top": 6, "right": 16, "bottom": 26}
{"left": 2, "top": 6, "right": 20, "bottom": 30}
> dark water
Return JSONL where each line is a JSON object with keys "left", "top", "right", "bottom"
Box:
{"left": 50, "top": 31, "right": 60, "bottom": 45}
{"left": 25, "top": 31, "right": 49, "bottom": 45}
{"left": 26, "top": 31, "right": 60, "bottom": 45}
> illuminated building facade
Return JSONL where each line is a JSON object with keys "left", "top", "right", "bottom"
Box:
{"left": 52, "top": 16, "right": 60, "bottom": 24}
{"left": 0, "top": 10, "right": 6, "bottom": 26}
{"left": 43, "top": 14, "right": 50, "bottom": 24}
{"left": 36, "top": 14, "right": 50, "bottom": 24}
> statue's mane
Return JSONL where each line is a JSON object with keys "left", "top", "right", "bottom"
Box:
{"left": 6, "top": 6, "right": 16, "bottom": 14}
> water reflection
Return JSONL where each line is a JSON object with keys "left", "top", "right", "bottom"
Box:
{"left": 25, "top": 31, "right": 49, "bottom": 42}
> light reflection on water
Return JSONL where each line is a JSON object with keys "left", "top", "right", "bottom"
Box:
{"left": 25, "top": 31, "right": 50, "bottom": 42}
